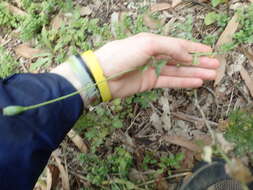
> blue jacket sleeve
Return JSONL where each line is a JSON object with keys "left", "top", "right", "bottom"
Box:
{"left": 0, "top": 73, "right": 83, "bottom": 190}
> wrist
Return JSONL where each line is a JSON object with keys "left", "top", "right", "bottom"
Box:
{"left": 81, "top": 51, "right": 112, "bottom": 102}
{"left": 51, "top": 55, "right": 101, "bottom": 107}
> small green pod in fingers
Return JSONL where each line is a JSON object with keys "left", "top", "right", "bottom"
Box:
{"left": 3, "top": 106, "right": 26, "bottom": 116}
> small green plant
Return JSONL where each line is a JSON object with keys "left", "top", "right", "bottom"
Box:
{"left": 211, "top": 0, "right": 226, "bottom": 7}
{"left": 158, "top": 153, "right": 184, "bottom": 175}
{"left": 0, "top": 2, "right": 20, "bottom": 29}
{"left": 134, "top": 90, "right": 160, "bottom": 108}
{"left": 141, "top": 152, "right": 158, "bottom": 170}
{"left": 170, "top": 15, "right": 196, "bottom": 41}
{"left": 83, "top": 106, "right": 123, "bottom": 153}
{"left": 204, "top": 12, "right": 229, "bottom": 27}
{"left": 202, "top": 34, "right": 219, "bottom": 46}
{"left": 0, "top": 46, "right": 19, "bottom": 78}
{"left": 225, "top": 111, "right": 253, "bottom": 155}
{"left": 234, "top": 4, "right": 253, "bottom": 45}
{"left": 79, "top": 147, "right": 133, "bottom": 188}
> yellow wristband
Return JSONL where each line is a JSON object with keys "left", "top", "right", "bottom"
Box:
{"left": 81, "top": 50, "right": 112, "bottom": 102}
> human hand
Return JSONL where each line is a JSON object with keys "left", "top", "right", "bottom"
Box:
{"left": 94, "top": 33, "right": 219, "bottom": 99}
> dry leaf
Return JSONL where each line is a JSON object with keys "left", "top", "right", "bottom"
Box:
{"left": 242, "top": 48, "right": 253, "bottom": 68}
{"left": 226, "top": 158, "right": 253, "bottom": 183}
{"left": 34, "top": 180, "right": 47, "bottom": 190}
{"left": 47, "top": 164, "right": 60, "bottom": 189}
{"left": 3, "top": 2, "right": 27, "bottom": 16}
{"left": 214, "top": 14, "right": 239, "bottom": 86}
{"left": 52, "top": 153, "right": 70, "bottom": 190}
{"left": 143, "top": 14, "right": 161, "bottom": 29}
{"left": 46, "top": 167, "right": 52, "bottom": 190}
{"left": 80, "top": 6, "right": 92, "bottom": 16}
{"left": 181, "top": 148, "right": 195, "bottom": 168}
{"left": 172, "top": 0, "right": 183, "bottom": 8}
{"left": 163, "top": 135, "right": 201, "bottom": 152}
{"left": 110, "top": 12, "right": 120, "bottom": 38}
{"left": 214, "top": 55, "right": 226, "bottom": 86}
{"left": 128, "top": 169, "right": 146, "bottom": 182}
{"left": 150, "top": 3, "right": 171, "bottom": 13}
{"left": 216, "top": 15, "right": 239, "bottom": 47}
{"left": 155, "top": 175, "right": 170, "bottom": 190}
{"left": 159, "top": 96, "right": 171, "bottom": 131}
{"left": 150, "top": 112, "right": 163, "bottom": 132}
{"left": 51, "top": 13, "right": 64, "bottom": 30}
{"left": 240, "top": 66, "right": 253, "bottom": 98}
{"left": 216, "top": 133, "right": 235, "bottom": 153}
{"left": 14, "top": 44, "right": 44, "bottom": 59}
{"left": 67, "top": 129, "right": 88, "bottom": 153}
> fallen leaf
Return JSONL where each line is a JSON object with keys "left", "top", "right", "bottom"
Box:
{"left": 51, "top": 13, "right": 65, "bottom": 30}
{"left": 216, "top": 133, "right": 235, "bottom": 153}
{"left": 163, "top": 135, "right": 201, "bottom": 152}
{"left": 110, "top": 12, "right": 120, "bottom": 38}
{"left": 80, "top": 6, "right": 92, "bottom": 16}
{"left": 214, "top": 55, "right": 226, "bottom": 86}
{"left": 150, "top": 3, "right": 171, "bottom": 13}
{"left": 143, "top": 13, "right": 161, "bottom": 29}
{"left": 214, "top": 14, "right": 239, "bottom": 86}
{"left": 3, "top": 2, "right": 27, "bottom": 16}
{"left": 47, "top": 164, "right": 60, "bottom": 189}
{"left": 217, "top": 119, "right": 230, "bottom": 132}
{"left": 216, "top": 15, "right": 239, "bottom": 47}
{"left": 150, "top": 112, "right": 163, "bottom": 132}
{"left": 67, "top": 129, "right": 88, "bottom": 153}
{"left": 159, "top": 96, "right": 171, "bottom": 131}
{"left": 181, "top": 148, "right": 195, "bottom": 169}
{"left": 34, "top": 180, "right": 47, "bottom": 190}
{"left": 52, "top": 153, "right": 70, "bottom": 190}
{"left": 242, "top": 48, "right": 253, "bottom": 68}
{"left": 172, "top": 0, "right": 183, "bottom": 8}
{"left": 226, "top": 158, "right": 253, "bottom": 183}
{"left": 46, "top": 167, "right": 52, "bottom": 190}
{"left": 14, "top": 43, "right": 44, "bottom": 59}
{"left": 155, "top": 175, "right": 170, "bottom": 190}
{"left": 240, "top": 66, "right": 253, "bottom": 98}
{"left": 128, "top": 169, "right": 146, "bottom": 183}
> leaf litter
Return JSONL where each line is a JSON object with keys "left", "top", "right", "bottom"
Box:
{"left": 3, "top": 0, "right": 253, "bottom": 189}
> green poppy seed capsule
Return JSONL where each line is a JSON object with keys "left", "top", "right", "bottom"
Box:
{"left": 3, "top": 106, "right": 26, "bottom": 116}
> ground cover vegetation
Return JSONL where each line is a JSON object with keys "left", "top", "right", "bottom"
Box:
{"left": 1, "top": 0, "right": 253, "bottom": 189}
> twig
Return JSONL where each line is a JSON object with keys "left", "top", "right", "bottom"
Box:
{"left": 138, "top": 172, "right": 191, "bottom": 187}
{"left": 194, "top": 90, "right": 216, "bottom": 144}
{"left": 226, "top": 87, "right": 234, "bottom": 116}
{"left": 171, "top": 112, "right": 218, "bottom": 126}
{"left": 184, "top": 0, "right": 222, "bottom": 13}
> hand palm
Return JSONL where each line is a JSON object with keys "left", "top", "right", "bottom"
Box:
{"left": 95, "top": 33, "right": 219, "bottom": 98}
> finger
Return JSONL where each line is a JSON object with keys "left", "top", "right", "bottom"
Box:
{"left": 147, "top": 35, "right": 212, "bottom": 62}
{"left": 155, "top": 76, "right": 203, "bottom": 89}
{"left": 160, "top": 66, "right": 217, "bottom": 80}
{"left": 169, "top": 57, "right": 220, "bottom": 69}
{"left": 179, "top": 39, "right": 212, "bottom": 53}
{"left": 147, "top": 35, "right": 192, "bottom": 62}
